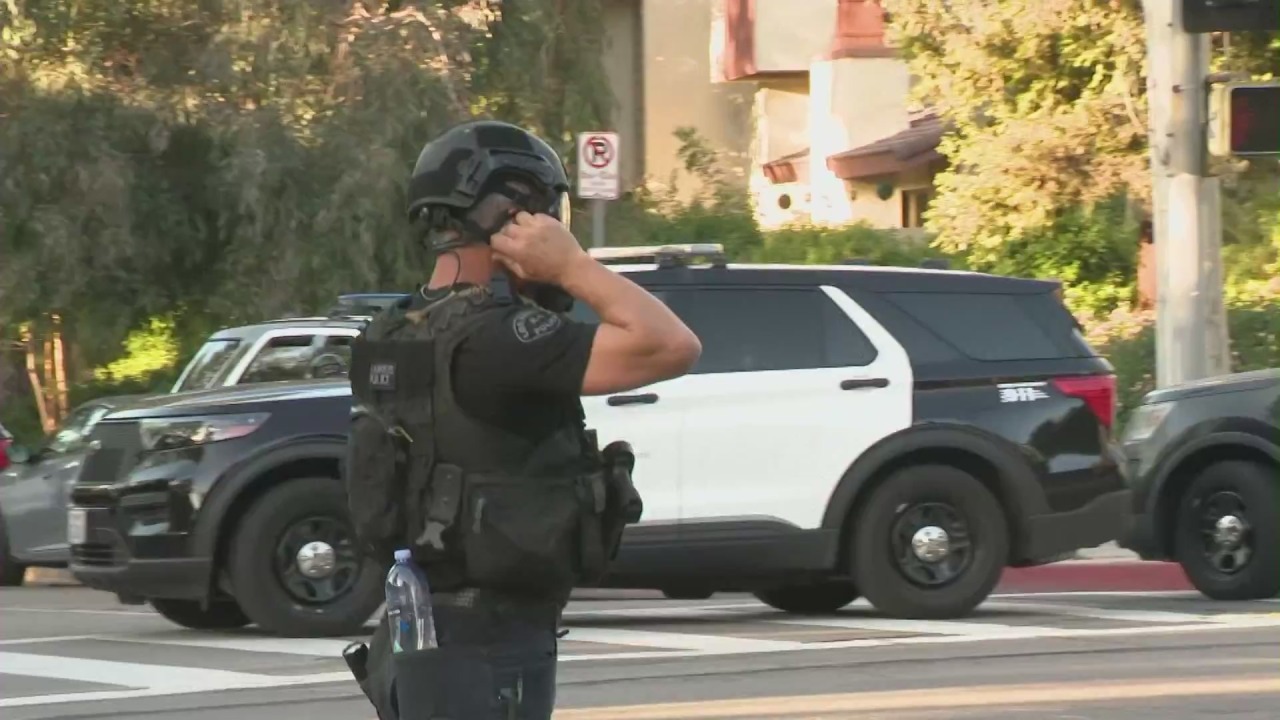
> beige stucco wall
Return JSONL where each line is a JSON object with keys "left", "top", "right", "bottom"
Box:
{"left": 807, "top": 56, "right": 911, "bottom": 225}
{"left": 753, "top": 0, "right": 838, "bottom": 74}
{"left": 640, "top": 0, "right": 755, "bottom": 200}
{"left": 844, "top": 166, "right": 934, "bottom": 229}
{"left": 750, "top": 79, "right": 813, "bottom": 228}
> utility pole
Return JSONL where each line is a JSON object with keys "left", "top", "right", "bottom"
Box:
{"left": 1142, "top": 0, "right": 1231, "bottom": 389}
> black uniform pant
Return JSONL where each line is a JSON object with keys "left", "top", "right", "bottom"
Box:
{"left": 348, "top": 590, "right": 561, "bottom": 720}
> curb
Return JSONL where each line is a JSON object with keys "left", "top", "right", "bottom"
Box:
{"left": 997, "top": 560, "right": 1192, "bottom": 593}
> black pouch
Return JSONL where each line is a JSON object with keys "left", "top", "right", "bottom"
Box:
{"left": 344, "top": 614, "right": 399, "bottom": 720}
{"left": 346, "top": 411, "right": 408, "bottom": 561}
{"left": 392, "top": 645, "right": 495, "bottom": 720}
{"left": 462, "top": 476, "right": 581, "bottom": 593}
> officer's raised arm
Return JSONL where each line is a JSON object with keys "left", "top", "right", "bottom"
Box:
{"left": 491, "top": 212, "right": 701, "bottom": 395}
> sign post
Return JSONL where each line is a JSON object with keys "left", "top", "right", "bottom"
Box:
{"left": 575, "top": 132, "right": 621, "bottom": 248}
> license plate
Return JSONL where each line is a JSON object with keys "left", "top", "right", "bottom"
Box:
{"left": 67, "top": 508, "right": 87, "bottom": 546}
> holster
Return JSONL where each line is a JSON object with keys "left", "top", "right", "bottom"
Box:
{"left": 344, "top": 616, "right": 398, "bottom": 720}
{"left": 392, "top": 645, "right": 496, "bottom": 720}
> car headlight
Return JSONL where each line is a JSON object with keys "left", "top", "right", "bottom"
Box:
{"left": 1122, "top": 403, "right": 1173, "bottom": 444}
{"left": 139, "top": 413, "right": 269, "bottom": 452}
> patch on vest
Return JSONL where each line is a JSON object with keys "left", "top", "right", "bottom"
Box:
{"left": 511, "top": 307, "right": 563, "bottom": 343}
{"left": 369, "top": 362, "right": 397, "bottom": 390}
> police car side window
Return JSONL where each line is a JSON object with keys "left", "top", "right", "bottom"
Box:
{"left": 239, "top": 334, "right": 319, "bottom": 384}
{"left": 665, "top": 288, "right": 877, "bottom": 374}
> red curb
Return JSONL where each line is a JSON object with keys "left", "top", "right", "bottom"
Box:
{"left": 997, "top": 560, "right": 1193, "bottom": 593}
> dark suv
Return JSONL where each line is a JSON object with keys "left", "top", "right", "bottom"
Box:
{"left": 70, "top": 244, "right": 1130, "bottom": 636}
{"left": 1119, "top": 368, "right": 1279, "bottom": 600}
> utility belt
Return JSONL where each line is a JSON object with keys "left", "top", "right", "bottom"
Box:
{"left": 404, "top": 439, "right": 643, "bottom": 595}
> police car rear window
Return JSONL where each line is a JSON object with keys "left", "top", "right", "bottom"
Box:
{"left": 881, "top": 291, "right": 1094, "bottom": 361}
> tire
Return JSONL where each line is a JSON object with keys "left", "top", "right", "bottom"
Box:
{"left": 662, "top": 588, "right": 715, "bottom": 600}
{"left": 150, "top": 598, "right": 251, "bottom": 630}
{"left": 0, "top": 518, "right": 26, "bottom": 587}
{"left": 1173, "top": 460, "right": 1280, "bottom": 601}
{"left": 754, "top": 581, "right": 859, "bottom": 614}
{"left": 227, "top": 477, "right": 383, "bottom": 637}
{"left": 851, "top": 464, "right": 1008, "bottom": 619}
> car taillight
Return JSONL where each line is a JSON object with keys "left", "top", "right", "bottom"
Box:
{"left": 0, "top": 440, "right": 10, "bottom": 472}
{"left": 1051, "top": 374, "right": 1116, "bottom": 429}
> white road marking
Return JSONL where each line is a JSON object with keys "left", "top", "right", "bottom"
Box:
{"left": 2, "top": 607, "right": 154, "bottom": 616}
{"left": 982, "top": 601, "right": 1214, "bottom": 624}
{"left": 0, "top": 634, "right": 100, "bottom": 646}
{"left": 4, "top": 597, "right": 1280, "bottom": 710}
{"left": 768, "top": 616, "right": 1063, "bottom": 639}
{"left": 0, "top": 650, "right": 276, "bottom": 692}
{"left": 99, "top": 634, "right": 360, "bottom": 657}
{"left": 559, "top": 627, "right": 805, "bottom": 654}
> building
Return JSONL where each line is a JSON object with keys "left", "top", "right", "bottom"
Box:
{"left": 598, "top": 0, "right": 945, "bottom": 231}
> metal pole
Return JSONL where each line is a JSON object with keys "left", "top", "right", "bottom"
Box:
{"left": 1145, "top": 0, "right": 1230, "bottom": 388}
{"left": 592, "top": 198, "right": 607, "bottom": 248}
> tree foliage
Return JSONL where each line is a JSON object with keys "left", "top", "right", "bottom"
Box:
{"left": 882, "top": 1, "right": 1279, "bottom": 271}
{"left": 881, "top": 0, "right": 1151, "bottom": 261}
{"left": 0, "top": 0, "right": 611, "bottom": 371}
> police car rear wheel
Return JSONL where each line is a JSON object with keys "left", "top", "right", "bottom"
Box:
{"left": 227, "top": 477, "right": 383, "bottom": 637}
{"left": 851, "top": 464, "right": 1007, "bottom": 620}
{"left": 753, "top": 581, "right": 859, "bottom": 614}
{"left": 150, "top": 598, "right": 250, "bottom": 630}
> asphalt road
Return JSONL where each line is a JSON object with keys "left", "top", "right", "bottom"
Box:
{"left": 1, "top": 586, "right": 1277, "bottom": 719}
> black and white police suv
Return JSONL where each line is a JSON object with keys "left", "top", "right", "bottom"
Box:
{"left": 1119, "top": 368, "right": 1279, "bottom": 600}
{"left": 572, "top": 244, "right": 1129, "bottom": 619}
{"left": 67, "top": 244, "right": 1129, "bottom": 636}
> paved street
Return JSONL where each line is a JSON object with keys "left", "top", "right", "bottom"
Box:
{"left": 1, "top": 585, "right": 1278, "bottom": 719}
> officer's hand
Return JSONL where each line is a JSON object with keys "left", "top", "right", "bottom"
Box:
{"left": 491, "top": 211, "right": 588, "bottom": 285}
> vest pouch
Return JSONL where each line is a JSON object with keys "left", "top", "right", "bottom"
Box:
{"left": 346, "top": 412, "right": 408, "bottom": 562}
{"left": 462, "top": 475, "right": 580, "bottom": 593}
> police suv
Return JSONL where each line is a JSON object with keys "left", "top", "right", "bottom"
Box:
{"left": 67, "top": 244, "right": 1130, "bottom": 636}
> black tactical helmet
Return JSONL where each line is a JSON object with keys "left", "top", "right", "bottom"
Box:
{"left": 407, "top": 120, "right": 572, "bottom": 248}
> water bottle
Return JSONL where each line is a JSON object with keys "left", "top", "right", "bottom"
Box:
{"left": 386, "top": 548, "right": 437, "bottom": 653}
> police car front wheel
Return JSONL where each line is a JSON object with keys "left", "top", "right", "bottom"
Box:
{"left": 851, "top": 464, "right": 1008, "bottom": 620}
{"left": 226, "top": 477, "right": 384, "bottom": 637}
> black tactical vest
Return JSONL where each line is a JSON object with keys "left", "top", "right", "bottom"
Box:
{"left": 345, "top": 285, "right": 641, "bottom": 597}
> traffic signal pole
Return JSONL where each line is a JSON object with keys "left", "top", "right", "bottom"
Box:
{"left": 1143, "top": 0, "right": 1232, "bottom": 388}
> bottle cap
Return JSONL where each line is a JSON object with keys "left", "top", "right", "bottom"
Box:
{"left": 394, "top": 548, "right": 412, "bottom": 562}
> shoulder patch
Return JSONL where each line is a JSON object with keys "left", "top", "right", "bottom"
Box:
{"left": 511, "top": 307, "right": 564, "bottom": 343}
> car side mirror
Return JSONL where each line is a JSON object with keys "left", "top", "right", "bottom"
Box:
{"left": 6, "top": 444, "right": 32, "bottom": 464}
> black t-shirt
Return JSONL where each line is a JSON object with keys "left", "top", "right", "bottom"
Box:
{"left": 422, "top": 287, "right": 598, "bottom": 440}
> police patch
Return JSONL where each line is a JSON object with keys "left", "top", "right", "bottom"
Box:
{"left": 511, "top": 307, "right": 563, "bottom": 343}
{"left": 369, "top": 362, "right": 397, "bottom": 390}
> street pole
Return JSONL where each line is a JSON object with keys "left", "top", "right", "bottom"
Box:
{"left": 592, "top": 198, "right": 606, "bottom": 248}
{"left": 1143, "top": 0, "right": 1231, "bottom": 389}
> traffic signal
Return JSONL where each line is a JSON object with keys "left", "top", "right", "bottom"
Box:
{"left": 1208, "top": 82, "right": 1280, "bottom": 157}
{"left": 1183, "top": 0, "right": 1280, "bottom": 33}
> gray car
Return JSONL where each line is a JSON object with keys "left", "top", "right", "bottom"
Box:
{"left": 0, "top": 397, "right": 139, "bottom": 585}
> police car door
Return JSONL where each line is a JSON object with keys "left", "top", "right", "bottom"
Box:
{"left": 665, "top": 285, "right": 913, "bottom": 535}
{"left": 569, "top": 298, "right": 684, "bottom": 527}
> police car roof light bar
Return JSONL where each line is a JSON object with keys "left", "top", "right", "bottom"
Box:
{"left": 589, "top": 243, "right": 727, "bottom": 269}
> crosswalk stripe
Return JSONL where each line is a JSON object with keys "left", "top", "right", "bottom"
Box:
{"left": 98, "top": 634, "right": 359, "bottom": 657}
{"left": 560, "top": 627, "right": 806, "bottom": 653}
{"left": 768, "top": 616, "right": 1062, "bottom": 639}
{"left": 0, "top": 651, "right": 274, "bottom": 691}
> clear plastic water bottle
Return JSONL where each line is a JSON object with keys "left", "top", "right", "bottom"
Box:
{"left": 386, "top": 548, "right": 437, "bottom": 653}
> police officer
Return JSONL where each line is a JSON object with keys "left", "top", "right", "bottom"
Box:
{"left": 342, "top": 119, "right": 701, "bottom": 720}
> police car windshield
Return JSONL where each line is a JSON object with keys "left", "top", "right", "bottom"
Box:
{"left": 173, "top": 338, "right": 242, "bottom": 393}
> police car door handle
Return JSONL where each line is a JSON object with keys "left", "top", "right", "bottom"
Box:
{"left": 841, "top": 378, "right": 889, "bottom": 390}
{"left": 608, "top": 393, "right": 659, "bottom": 406}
